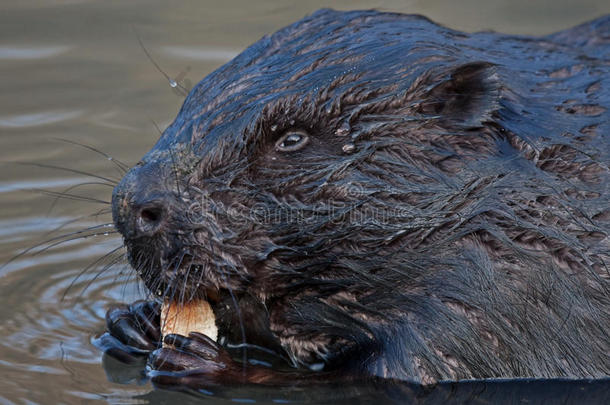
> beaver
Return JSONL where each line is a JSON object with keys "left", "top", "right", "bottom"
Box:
{"left": 97, "top": 9, "right": 610, "bottom": 389}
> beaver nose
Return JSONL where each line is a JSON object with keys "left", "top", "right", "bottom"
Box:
{"left": 111, "top": 163, "right": 172, "bottom": 239}
{"left": 136, "top": 203, "right": 166, "bottom": 236}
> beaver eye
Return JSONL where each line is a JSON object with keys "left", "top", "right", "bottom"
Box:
{"left": 274, "top": 131, "right": 309, "bottom": 152}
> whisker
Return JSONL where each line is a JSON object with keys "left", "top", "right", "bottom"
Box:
{"left": 184, "top": 258, "right": 199, "bottom": 302}
{"left": 172, "top": 253, "right": 188, "bottom": 305}
{"left": 144, "top": 257, "right": 158, "bottom": 301}
{"left": 217, "top": 262, "right": 247, "bottom": 376}
{"left": 151, "top": 120, "right": 164, "bottom": 136}
{"left": 31, "top": 188, "right": 111, "bottom": 205}
{"left": 128, "top": 251, "right": 147, "bottom": 297}
{"left": 135, "top": 33, "right": 189, "bottom": 96}
{"left": 14, "top": 162, "right": 119, "bottom": 185}
{"left": 33, "top": 231, "right": 119, "bottom": 257}
{"left": 118, "top": 263, "right": 136, "bottom": 300}
{"left": 169, "top": 148, "right": 182, "bottom": 196}
{"left": 161, "top": 256, "right": 181, "bottom": 305}
{"left": 92, "top": 208, "right": 113, "bottom": 223}
{"left": 134, "top": 255, "right": 150, "bottom": 302}
{"left": 52, "top": 137, "right": 130, "bottom": 173}
{"left": 78, "top": 251, "right": 127, "bottom": 300}
{"left": 2, "top": 223, "right": 116, "bottom": 269}
{"left": 106, "top": 249, "right": 135, "bottom": 300}
{"left": 41, "top": 208, "right": 112, "bottom": 238}
{"left": 46, "top": 182, "right": 115, "bottom": 215}
{"left": 63, "top": 245, "right": 124, "bottom": 301}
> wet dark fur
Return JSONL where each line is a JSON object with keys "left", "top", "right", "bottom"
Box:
{"left": 111, "top": 10, "right": 610, "bottom": 384}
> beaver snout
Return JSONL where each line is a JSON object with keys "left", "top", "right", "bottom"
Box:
{"left": 111, "top": 164, "right": 172, "bottom": 241}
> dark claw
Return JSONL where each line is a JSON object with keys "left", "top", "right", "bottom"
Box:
{"left": 129, "top": 300, "right": 161, "bottom": 342}
{"left": 163, "top": 332, "right": 221, "bottom": 361}
{"left": 150, "top": 346, "right": 217, "bottom": 372}
{"left": 101, "top": 300, "right": 161, "bottom": 362}
{"left": 92, "top": 332, "right": 149, "bottom": 364}
{"left": 149, "top": 333, "right": 238, "bottom": 389}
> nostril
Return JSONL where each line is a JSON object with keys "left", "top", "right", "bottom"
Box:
{"left": 140, "top": 207, "right": 161, "bottom": 223}
{"left": 137, "top": 205, "right": 165, "bottom": 234}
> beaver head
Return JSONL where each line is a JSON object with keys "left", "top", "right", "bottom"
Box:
{"left": 111, "top": 10, "right": 609, "bottom": 380}
{"left": 112, "top": 10, "right": 503, "bottom": 298}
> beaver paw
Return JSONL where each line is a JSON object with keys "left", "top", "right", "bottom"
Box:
{"left": 148, "top": 332, "right": 241, "bottom": 390}
{"left": 94, "top": 300, "right": 161, "bottom": 364}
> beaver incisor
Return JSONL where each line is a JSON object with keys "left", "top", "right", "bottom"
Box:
{"left": 99, "top": 9, "right": 610, "bottom": 387}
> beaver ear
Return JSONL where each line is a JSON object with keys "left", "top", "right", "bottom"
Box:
{"left": 419, "top": 62, "right": 500, "bottom": 128}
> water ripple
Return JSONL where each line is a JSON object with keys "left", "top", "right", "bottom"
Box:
{"left": 0, "top": 177, "right": 91, "bottom": 194}
{"left": 0, "top": 45, "right": 72, "bottom": 60}
{"left": 0, "top": 110, "right": 83, "bottom": 128}
{"left": 161, "top": 46, "right": 240, "bottom": 61}
{"left": 1, "top": 242, "right": 142, "bottom": 363}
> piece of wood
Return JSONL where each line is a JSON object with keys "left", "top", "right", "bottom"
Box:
{"left": 161, "top": 299, "right": 218, "bottom": 345}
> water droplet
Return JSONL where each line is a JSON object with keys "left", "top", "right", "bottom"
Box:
{"left": 309, "top": 362, "right": 325, "bottom": 371}
{"left": 335, "top": 122, "right": 350, "bottom": 136}
{"left": 289, "top": 119, "right": 295, "bottom": 126}
{"left": 169, "top": 79, "right": 177, "bottom": 88}
{"left": 270, "top": 124, "right": 278, "bottom": 132}
{"left": 342, "top": 143, "right": 356, "bottom": 154}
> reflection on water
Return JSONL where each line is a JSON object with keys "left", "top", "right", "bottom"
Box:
{"left": 1, "top": 0, "right": 609, "bottom": 404}
{"left": 161, "top": 47, "right": 241, "bottom": 62}
{"left": 0, "top": 110, "right": 83, "bottom": 128}
{"left": 0, "top": 45, "right": 72, "bottom": 60}
{"left": 0, "top": 177, "right": 91, "bottom": 194}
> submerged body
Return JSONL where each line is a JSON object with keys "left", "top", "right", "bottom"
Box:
{"left": 101, "top": 10, "right": 610, "bottom": 387}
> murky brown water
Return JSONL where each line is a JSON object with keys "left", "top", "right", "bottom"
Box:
{"left": 1, "top": 1, "right": 609, "bottom": 403}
